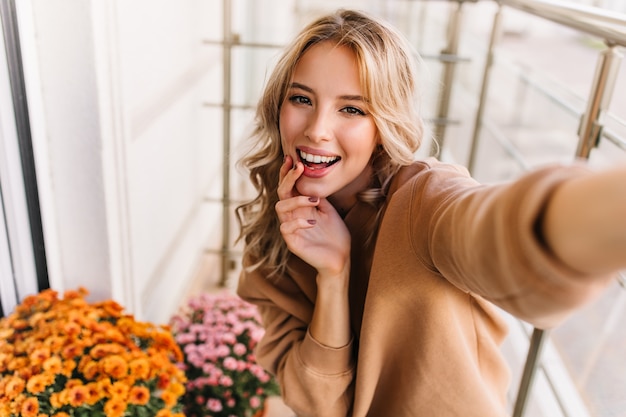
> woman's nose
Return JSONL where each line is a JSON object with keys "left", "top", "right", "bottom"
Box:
{"left": 303, "top": 108, "right": 332, "bottom": 142}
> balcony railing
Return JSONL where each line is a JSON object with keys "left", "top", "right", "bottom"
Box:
{"left": 215, "top": 1, "right": 626, "bottom": 416}
{"left": 462, "top": 2, "right": 625, "bottom": 416}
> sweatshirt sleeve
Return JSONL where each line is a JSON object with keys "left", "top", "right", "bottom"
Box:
{"left": 404, "top": 160, "right": 614, "bottom": 329}
{"left": 236, "top": 261, "right": 355, "bottom": 417}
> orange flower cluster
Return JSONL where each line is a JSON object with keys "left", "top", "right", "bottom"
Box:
{"left": 0, "top": 288, "right": 186, "bottom": 417}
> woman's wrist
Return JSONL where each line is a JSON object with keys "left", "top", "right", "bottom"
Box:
{"left": 310, "top": 263, "right": 352, "bottom": 348}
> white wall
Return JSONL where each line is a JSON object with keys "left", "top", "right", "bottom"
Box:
{"left": 18, "top": 0, "right": 222, "bottom": 323}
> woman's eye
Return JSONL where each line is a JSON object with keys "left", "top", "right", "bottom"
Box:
{"left": 289, "top": 95, "right": 311, "bottom": 105}
{"left": 341, "top": 106, "right": 366, "bottom": 116}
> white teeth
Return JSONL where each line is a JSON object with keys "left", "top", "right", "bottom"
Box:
{"left": 299, "top": 150, "right": 338, "bottom": 164}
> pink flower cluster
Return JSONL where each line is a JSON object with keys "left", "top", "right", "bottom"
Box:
{"left": 170, "top": 292, "right": 280, "bottom": 417}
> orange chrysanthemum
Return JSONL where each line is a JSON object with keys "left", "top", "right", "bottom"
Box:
{"left": 101, "top": 355, "right": 129, "bottom": 379}
{"left": 62, "top": 321, "right": 82, "bottom": 337}
{"left": 29, "top": 346, "right": 51, "bottom": 365}
{"left": 64, "top": 379, "right": 83, "bottom": 389}
{"left": 97, "top": 299, "right": 124, "bottom": 317}
{"left": 43, "top": 335, "right": 66, "bottom": 352}
{"left": 20, "top": 397, "right": 39, "bottom": 417}
{"left": 156, "top": 373, "right": 171, "bottom": 390}
{"left": 62, "top": 358, "right": 77, "bottom": 376}
{"left": 4, "top": 377, "right": 25, "bottom": 399}
{"left": 104, "top": 397, "right": 127, "bottom": 417}
{"left": 26, "top": 374, "right": 50, "bottom": 394}
{"left": 161, "top": 389, "right": 178, "bottom": 408}
{"left": 96, "top": 377, "right": 112, "bottom": 393}
{"left": 61, "top": 343, "right": 82, "bottom": 360}
{"left": 67, "top": 384, "right": 89, "bottom": 408}
{"left": 0, "top": 288, "right": 186, "bottom": 417}
{"left": 7, "top": 357, "right": 28, "bottom": 372}
{"left": 81, "top": 359, "right": 99, "bottom": 380}
{"left": 90, "top": 343, "right": 125, "bottom": 359}
{"left": 129, "top": 358, "right": 151, "bottom": 380}
{"left": 42, "top": 356, "right": 62, "bottom": 374}
{"left": 84, "top": 382, "right": 102, "bottom": 405}
{"left": 49, "top": 392, "right": 63, "bottom": 408}
{"left": 128, "top": 385, "right": 150, "bottom": 405}
{"left": 108, "top": 381, "right": 130, "bottom": 399}
{"left": 168, "top": 382, "right": 185, "bottom": 397}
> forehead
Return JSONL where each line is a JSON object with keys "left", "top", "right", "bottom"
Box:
{"left": 291, "top": 42, "right": 362, "bottom": 91}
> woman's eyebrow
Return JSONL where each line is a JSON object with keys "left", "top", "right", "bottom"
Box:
{"left": 340, "top": 94, "right": 367, "bottom": 102}
{"left": 289, "top": 82, "right": 313, "bottom": 93}
{"left": 289, "top": 82, "right": 367, "bottom": 102}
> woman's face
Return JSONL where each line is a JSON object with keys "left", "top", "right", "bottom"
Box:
{"left": 279, "top": 41, "right": 379, "bottom": 205}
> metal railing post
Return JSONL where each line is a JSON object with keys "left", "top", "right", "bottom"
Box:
{"left": 576, "top": 44, "right": 623, "bottom": 158}
{"left": 512, "top": 327, "right": 549, "bottom": 417}
{"left": 467, "top": 3, "right": 503, "bottom": 173}
{"left": 220, "top": 0, "right": 233, "bottom": 287}
{"left": 431, "top": 0, "right": 465, "bottom": 156}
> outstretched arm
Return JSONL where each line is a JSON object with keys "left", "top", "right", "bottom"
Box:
{"left": 543, "top": 164, "right": 626, "bottom": 276}
{"left": 413, "top": 160, "right": 620, "bottom": 328}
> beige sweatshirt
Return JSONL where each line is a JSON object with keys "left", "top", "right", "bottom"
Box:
{"left": 237, "top": 158, "right": 613, "bottom": 417}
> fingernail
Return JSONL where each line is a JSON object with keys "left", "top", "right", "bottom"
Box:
{"left": 307, "top": 219, "right": 316, "bottom": 225}
{"left": 308, "top": 196, "right": 318, "bottom": 203}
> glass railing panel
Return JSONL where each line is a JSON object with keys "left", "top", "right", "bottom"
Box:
{"left": 219, "top": 1, "right": 626, "bottom": 415}
{"left": 230, "top": 46, "right": 283, "bottom": 108}
{"left": 454, "top": 3, "right": 626, "bottom": 417}
{"left": 550, "top": 278, "right": 626, "bottom": 417}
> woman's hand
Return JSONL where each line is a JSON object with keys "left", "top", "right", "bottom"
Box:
{"left": 276, "top": 156, "right": 352, "bottom": 349}
{"left": 543, "top": 164, "right": 626, "bottom": 275}
{"left": 275, "top": 156, "right": 351, "bottom": 278}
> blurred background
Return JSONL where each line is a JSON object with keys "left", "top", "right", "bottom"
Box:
{"left": 1, "top": 0, "right": 626, "bottom": 416}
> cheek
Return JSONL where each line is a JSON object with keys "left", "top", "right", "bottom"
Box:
{"left": 279, "top": 106, "right": 298, "bottom": 146}
{"left": 344, "top": 125, "right": 378, "bottom": 154}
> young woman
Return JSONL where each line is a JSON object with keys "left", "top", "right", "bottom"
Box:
{"left": 235, "top": 8, "right": 625, "bottom": 417}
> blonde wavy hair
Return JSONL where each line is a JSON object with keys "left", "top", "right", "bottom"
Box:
{"left": 236, "top": 9, "right": 426, "bottom": 279}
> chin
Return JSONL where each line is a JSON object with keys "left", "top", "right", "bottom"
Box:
{"left": 295, "top": 181, "right": 331, "bottom": 198}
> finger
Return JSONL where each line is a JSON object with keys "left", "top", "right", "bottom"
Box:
{"left": 276, "top": 196, "right": 319, "bottom": 213}
{"left": 279, "top": 218, "right": 317, "bottom": 235}
{"left": 279, "top": 155, "right": 293, "bottom": 181}
{"left": 275, "top": 196, "right": 320, "bottom": 223}
{"left": 277, "top": 160, "right": 304, "bottom": 200}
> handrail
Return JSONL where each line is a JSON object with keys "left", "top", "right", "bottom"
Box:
{"left": 500, "top": 0, "right": 626, "bottom": 47}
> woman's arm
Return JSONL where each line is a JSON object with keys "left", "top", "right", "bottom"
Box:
{"left": 276, "top": 157, "right": 353, "bottom": 349}
{"left": 239, "top": 156, "right": 355, "bottom": 416}
{"left": 237, "top": 265, "right": 355, "bottom": 417}
{"left": 309, "top": 262, "right": 352, "bottom": 348}
{"left": 411, "top": 160, "right": 618, "bottom": 328}
{"left": 543, "top": 165, "right": 626, "bottom": 275}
